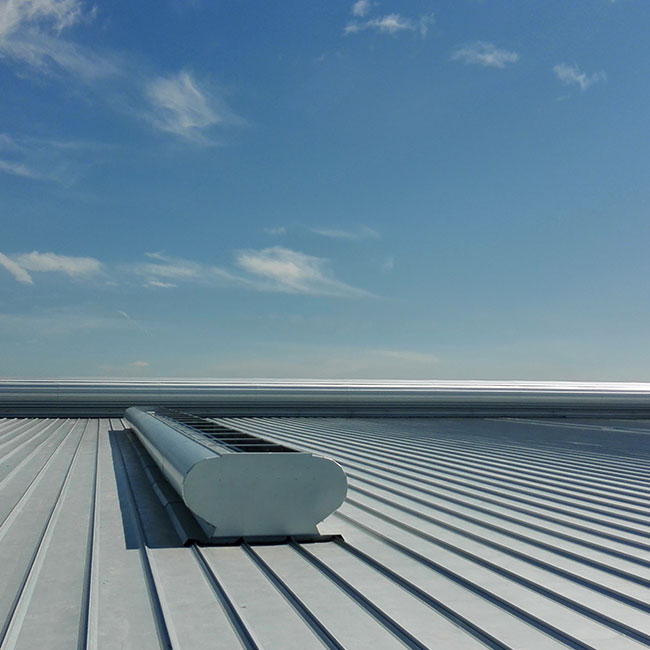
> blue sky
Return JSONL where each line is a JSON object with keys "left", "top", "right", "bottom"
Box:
{"left": 1, "top": 0, "right": 649, "bottom": 379}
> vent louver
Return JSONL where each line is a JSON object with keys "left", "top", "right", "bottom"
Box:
{"left": 154, "top": 408, "right": 299, "bottom": 454}
{"left": 124, "top": 407, "right": 348, "bottom": 540}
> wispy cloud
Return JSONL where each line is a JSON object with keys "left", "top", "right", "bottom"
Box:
{"left": 0, "top": 132, "right": 111, "bottom": 183}
{"left": 553, "top": 63, "right": 606, "bottom": 91}
{"left": 129, "top": 360, "right": 149, "bottom": 368}
{"left": 145, "top": 71, "right": 234, "bottom": 142}
{"left": 236, "top": 246, "right": 371, "bottom": 297}
{"left": 97, "top": 359, "right": 151, "bottom": 376}
{"left": 382, "top": 255, "right": 394, "bottom": 272}
{"left": 133, "top": 250, "right": 370, "bottom": 298}
{"left": 263, "top": 226, "right": 287, "bottom": 236}
{"left": 374, "top": 349, "right": 438, "bottom": 364}
{"left": 345, "top": 4, "right": 434, "bottom": 38}
{"left": 138, "top": 255, "right": 203, "bottom": 280}
{"left": 0, "top": 252, "right": 34, "bottom": 284}
{"left": 1, "top": 5, "right": 237, "bottom": 146}
{"left": 0, "top": 158, "right": 41, "bottom": 178}
{"left": 451, "top": 42, "right": 519, "bottom": 68}
{"left": 2, "top": 247, "right": 371, "bottom": 299}
{"left": 128, "top": 251, "right": 241, "bottom": 287}
{"left": 0, "top": 250, "right": 102, "bottom": 284}
{"left": 14, "top": 251, "right": 102, "bottom": 275}
{"left": 1, "top": 31, "right": 118, "bottom": 79}
{"left": 311, "top": 226, "right": 379, "bottom": 241}
{"left": 351, "top": 0, "right": 372, "bottom": 17}
{"left": 0, "top": 307, "right": 141, "bottom": 335}
{"left": 144, "top": 279, "right": 177, "bottom": 289}
{"left": 0, "top": 0, "right": 117, "bottom": 79}
{"left": 208, "top": 346, "right": 438, "bottom": 378}
{"left": 0, "top": 0, "right": 84, "bottom": 40}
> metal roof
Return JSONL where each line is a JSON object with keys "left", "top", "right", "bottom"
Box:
{"left": 2, "top": 414, "right": 650, "bottom": 648}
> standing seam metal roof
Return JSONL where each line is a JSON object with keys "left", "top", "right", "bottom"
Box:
{"left": 1, "top": 415, "right": 650, "bottom": 648}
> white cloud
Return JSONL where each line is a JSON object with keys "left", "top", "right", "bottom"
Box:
{"left": 133, "top": 249, "right": 371, "bottom": 298}
{"left": 344, "top": 7, "right": 434, "bottom": 37}
{"left": 1, "top": 6, "right": 238, "bottom": 146}
{"left": 0, "top": 158, "right": 41, "bottom": 178}
{"left": 0, "top": 134, "right": 56, "bottom": 181}
{"left": 144, "top": 279, "right": 177, "bottom": 289}
{"left": 263, "top": 226, "right": 287, "bottom": 236}
{"left": 97, "top": 359, "right": 152, "bottom": 375}
{"left": 97, "top": 359, "right": 150, "bottom": 375}
{"left": 208, "top": 346, "right": 438, "bottom": 378}
{"left": 2, "top": 247, "right": 371, "bottom": 299}
{"left": 0, "top": 307, "right": 141, "bottom": 335}
{"left": 133, "top": 251, "right": 237, "bottom": 283}
{"left": 553, "top": 63, "right": 606, "bottom": 91}
{"left": 382, "top": 255, "right": 394, "bottom": 272}
{"left": 417, "top": 13, "right": 435, "bottom": 37}
{"left": 346, "top": 13, "right": 415, "bottom": 35}
{"left": 139, "top": 262, "right": 199, "bottom": 281}
{"left": 0, "top": 250, "right": 102, "bottom": 284}
{"left": 145, "top": 71, "right": 230, "bottom": 141}
{"left": 236, "top": 246, "right": 371, "bottom": 297}
{"left": 0, "top": 0, "right": 116, "bottom": 80}
{"left": 126, "top": 252, "right": 244, "bottom": 289}
{"left": 0, "top": 135, "right": 46, "bottom": 179}
{"left": 351, "top": 0, "right": 371, "bottom": 17}
{"left": 311, "top": 226, "right": 379, "bottom": 240}
{"left": 0, "top": 252, "right": 34, "bottom": 284}
{"left": 0, "top": 0, "right": 83, "bottom": 40}
{"left": 0, "top": 132, "right": 112, "bottom": 183}
{"left": 14, "top": 250, "right": 102, "bottom": 275}
{"left": 451, "top": 42, "right": 519, "bottom": 68}
{"left": 374, "top": 349, "right": 438, "bottom": 364}
{"left": 1, "top": 30, "right": 118, "bottom": 78}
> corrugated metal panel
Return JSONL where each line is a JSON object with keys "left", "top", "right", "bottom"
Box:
{"left": 1, "top": 415, "right": 650, "bottom": 648}
{"left": 3, "top": 379, "right": 650, "bottom": 417}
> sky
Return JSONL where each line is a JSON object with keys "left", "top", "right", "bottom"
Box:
{"left": 1, "top": 0, "right": 649, "bottom": 380}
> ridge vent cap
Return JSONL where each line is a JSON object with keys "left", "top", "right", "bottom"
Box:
{"left": 124, "top": 407, "right": 348, "bottom": 538}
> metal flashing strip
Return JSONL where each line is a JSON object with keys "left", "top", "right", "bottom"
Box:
{"left": 3, "top": 378, "right": 650, "bottom": 417}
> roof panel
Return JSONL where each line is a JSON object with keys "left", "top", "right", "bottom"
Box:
{"left": 88, "top": 419, "right": 165, "bottom": 650}
{"left": 146, "top": 547, "right": 243, "bottom": 650}
{"left": 2, "top": 420, "right": 97, "bottom": 650}
{"left": 1, "top": 415, "right": 650, "bottom": 648}
{"left": 200, "top": 545, "right": 327, "bottom": 649}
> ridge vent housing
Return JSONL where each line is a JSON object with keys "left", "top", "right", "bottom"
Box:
{"left": 124, "top": 407, "right": 348, "bottom": 539}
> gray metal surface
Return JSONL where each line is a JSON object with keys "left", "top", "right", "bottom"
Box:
{"left": 3, "top": 379, "right": 650, "bottom": 417}
{"left": 1, "top": 415, "right": 650, "bottom": 648}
